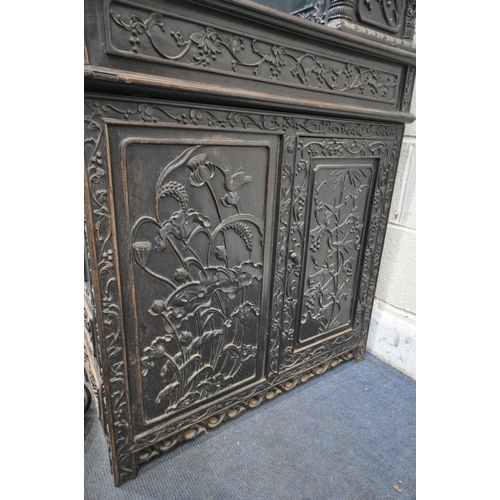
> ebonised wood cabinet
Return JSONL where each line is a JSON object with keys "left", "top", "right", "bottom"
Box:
{"left": 84, "top": 0, "right": 415, "bottom": 486}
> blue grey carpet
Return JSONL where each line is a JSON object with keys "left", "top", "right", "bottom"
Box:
{"left": 84, "top": 353, "right": 416, "bottom": 499}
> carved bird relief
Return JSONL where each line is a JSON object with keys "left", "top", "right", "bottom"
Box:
{"left": 221, "top": 168, "right": 252, "bottom": 207}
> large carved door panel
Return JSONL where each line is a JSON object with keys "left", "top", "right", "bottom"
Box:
{"left": 105, "top": 121, "right": 281, "bottom": 434}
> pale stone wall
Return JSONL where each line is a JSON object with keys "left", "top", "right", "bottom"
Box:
{"left": 367, "top": 82, "right": 416, "bottom": 379}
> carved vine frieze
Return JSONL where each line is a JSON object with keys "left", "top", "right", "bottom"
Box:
{"left": 107, "top": 4, "right": 398, "bottom": 103}
{"left": 90, "top": 101, "right": 402, "bottom": 136}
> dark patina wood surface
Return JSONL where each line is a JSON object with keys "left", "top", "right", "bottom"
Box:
{"left": 84, "top": 0, "right": 415, "bottom": 486}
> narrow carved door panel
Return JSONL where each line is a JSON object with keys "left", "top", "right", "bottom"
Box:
{"left": 297, "top": 158, "right": 376, "bottom": 345}
{"left": 275, "top": 133, "right": 400, "bottom": 374}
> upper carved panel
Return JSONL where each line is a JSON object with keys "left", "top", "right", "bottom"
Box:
{"left": 357, "top": 0, "right": 405, "bottom": 33}
{"left": 294, "top": 0, "right": 415, "bottom": 42}
{"left": 106, "top": 1, "right": 399, "bottom": 104}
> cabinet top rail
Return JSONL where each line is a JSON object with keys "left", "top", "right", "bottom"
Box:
{"left": 85, "top": 0, "right": 415, "bottom": 124}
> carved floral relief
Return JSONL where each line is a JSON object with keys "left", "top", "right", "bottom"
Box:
{"left": 128, "top": 145, "right": 268, "bottom": 419}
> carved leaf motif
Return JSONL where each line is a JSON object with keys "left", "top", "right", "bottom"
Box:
{"left": 215, "top": 245, "right": 227, "bottom": 260}
{"left": 224, "top": 302, "right": 260, "bottom": 327}
{"left": 239, "top": 345, "right": 258, "bottom": 362}
{"left": 191, "top": 28, "right": 222, "bottom": 54}
{"left": 179, "top": 330, "right": 193, "bottom": 346}
{"left": 222, "top": 222, "right": 253, "bottom": 251}
{"left": 229, "top": 36, "right": 244, "bottom": 53}
{"left": 155, "top": 209, "right": 211, "bottom": 251}
{"left": 187, "top": 329, "right": 222, "bottom": 353}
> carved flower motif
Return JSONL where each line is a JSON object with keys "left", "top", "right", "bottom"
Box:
{"left": 186, "top": 153, "right": 216, "bottom": 187}
{"left": 155, "top": 209, "right": 212, "bottom": 250}
{"left": 179, "top": 330, "right": 193, "bottom": 346}
{"left": 149, "top": 299, "right": 166, "bottom": 316}
{"left": 174, "top": 268, "right": 190, "bottom": 283}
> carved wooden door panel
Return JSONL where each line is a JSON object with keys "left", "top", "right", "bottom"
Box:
{"left": 273, "top": 132, "right": 401, "bottom": 375}
{"left": 102, "top": 114, "right": 281, "bottom": 438}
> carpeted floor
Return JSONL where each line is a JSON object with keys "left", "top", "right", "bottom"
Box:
{"left": 84, "top": 353, "right": 416, "bottom": 499}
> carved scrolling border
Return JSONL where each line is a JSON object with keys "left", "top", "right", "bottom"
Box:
{"left": 105, "top": 0, "right": 400, "bottom": 105}
{"left": 134, "top": 346, "right": 361, "bottom": 465}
